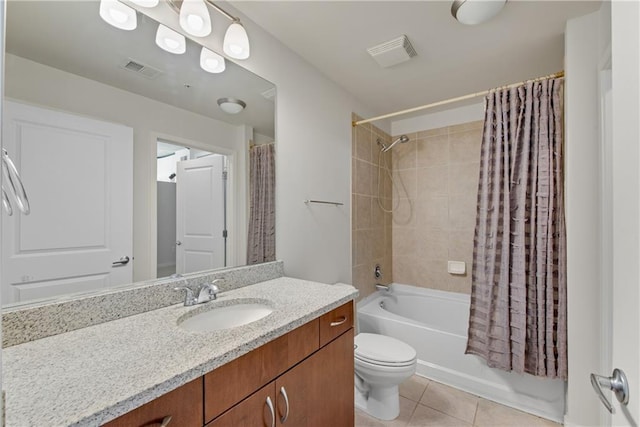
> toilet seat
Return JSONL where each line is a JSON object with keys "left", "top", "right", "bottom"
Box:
{"left": 355, "top": 333, "right": 417, "bottom": 367}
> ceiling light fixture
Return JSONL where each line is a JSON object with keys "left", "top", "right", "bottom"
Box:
{"left": 451, "top": 0, "right": 507, "bottom": 25}
{"left": 179, "top": 0, "right": 212, "bottom": 37}
{"left": 155, "top": 24, "right": 186, "bottom": 54}
{"left": 200, "top": 47, "right": 226, "bottom": 73}
{"left": 217, "top": 98, "right": 246, "bottom": 114}
{"left": 99, "top": 0, "right": 137, "bottom": 31}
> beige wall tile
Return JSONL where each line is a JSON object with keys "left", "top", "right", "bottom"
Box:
{"left": 355, "top": 125, "right": 373, "bottom": 163}
{"left": 355, "top": 159, "right": 374, "bottom": 196}
{"left": 393, "top": 255, "right": 418, "bottom": 285}
{"left": 449, "top": 194, "right": 477, "bottom": 230}
{"left": 418, "top": 126, "right": 447, "bottom": 139}
{"left": 449, "top": 129, "right": 482, "bottom": 164}
{"left": 353, "top": 264, "right": 374, "bottom": 301}
{"left": 415, "top": 227, "right": 448, "bottom": 261}
{"left": 356, "top": 195, "right": 372, "bottom": 230}
{"left": 392, "top": 226, "right": 418, "bottom": 257}
{"left": 371, "top": 198, "right": 386, "bottom": 231}
{"left": 355, "top": 229, "right": 373, "bottom": 265}
{"left": 416, "top": 259, "right": 450, "bottom": 291}
{"left": 417, "top": 166, "right": 448, "bottom": 198}
{"left": 392, "top": 198, "right": 417, "bottom": 227}
{"left": 448, "top": 163, "right": 480, "bottom": 195}
{"left": 416, "top": 197, "right": 449, "bottom": 229}
{"left": 417, "top": 135, "right": 448, "bottom": 168}
{"left": 393, "top": 168, "right": 417, "bottom": 200}
{"left": 392, "top": 137, "right": 417, "bottom": 170}
{"left": 448, "top": 120, "right": 483, "bottom": 134}
{"left": 448, "top": 274, "right": 472, "bottom": 294}
{"left": 373, "top": 229, "right": 387, "bottom": 260}
{"left": 448, "top": 228, "right": 475, "bottom": 264}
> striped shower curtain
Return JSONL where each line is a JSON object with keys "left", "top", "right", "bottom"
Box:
{"left": 465, "top": 78, "right": 567, "bottom": 379}
{"left": 247, "top": 143, "right": 276, "bottom": 265}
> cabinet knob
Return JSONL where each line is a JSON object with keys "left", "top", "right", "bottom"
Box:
{"left": 265, "top": 396, "right": 275, "bottom": 427}
{"left": 279, "top": 386, "right": 290, "bottom": 423}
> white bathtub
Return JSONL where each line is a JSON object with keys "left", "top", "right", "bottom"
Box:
{"left": 357, "top": 284, "right": 566, "bottom": 423}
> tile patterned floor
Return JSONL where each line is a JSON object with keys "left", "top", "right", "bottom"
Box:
{"left": 355, "top": 375, "right": 562, "bottom": 427}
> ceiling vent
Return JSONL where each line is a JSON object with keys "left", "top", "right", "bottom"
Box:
{"left": 120, "top": 59, "right": 163, "bottom": 79}
{"left": 261, "top": 87, "right": 276, "bottom": 102}
{"left": 367, "top": 35, "right": 417, "bottom": 68}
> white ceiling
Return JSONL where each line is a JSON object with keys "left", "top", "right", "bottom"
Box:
{"left": 231, "top": 0, "right": 601, "bottom": 119}
{"left": 6, "top": 1, "right": 276, "bottom": 138}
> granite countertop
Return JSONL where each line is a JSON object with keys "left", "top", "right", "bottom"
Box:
{"left": 3, "top": 277, "right": 358, "bottom": 426}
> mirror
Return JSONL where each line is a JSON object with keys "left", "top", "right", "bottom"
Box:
{"left": 2, "top": 1, "right": 276, "bottom": 307}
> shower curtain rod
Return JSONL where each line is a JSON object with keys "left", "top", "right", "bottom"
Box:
{"left": 352, "top": 71, "right": 564, "bottom": 127}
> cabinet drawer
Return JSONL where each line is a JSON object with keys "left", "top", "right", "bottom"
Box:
{"left": 206, "top": 382, "right": 276, "bottom": 427}
{"left": 319, "top": 301, "right": 353, "bottom": 347}
{"left": 204, "top": 320, "right": 319, "bottom": 423}
{"left": 102, "top": 378, "right": 203, "bottom": 427}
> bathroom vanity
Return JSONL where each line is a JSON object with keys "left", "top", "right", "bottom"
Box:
{"left": 105, "top": 302, "right": 354, "bottom": 427}
{"left": 2, "top": 272, "right": 357, "bottom": 426}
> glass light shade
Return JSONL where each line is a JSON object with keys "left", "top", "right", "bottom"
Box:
{"left": 223, "top": 22, "right": 250, "bottom": 60}
{"left": 99, "top": 0, "right": 137, "bottom": 31}
{"left": 155, "top": 24, "right": 186, "bottom": 54}
{"left": 217, "top": 98, "right": 246, "bottom": 114}
{"left": 130, "top": 0, "right": 159, "bottom": 7}
{"left": 451, "top": 0, "right": 507, "bottom": 25}
{"left": 179, "top": 0, "right": 212, "bottom": 37}
{"left": 200, "top": 48, "right": 226, "bottom": 74}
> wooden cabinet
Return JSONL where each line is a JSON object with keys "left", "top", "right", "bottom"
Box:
{"left": 103, "top": 378, "right": 203, "bottom": 427}
{"left": 207, "top": 329, "right": 354, "bottom": 427}
{"left": 104, "top": 301, "right": 354, "bottom": 427}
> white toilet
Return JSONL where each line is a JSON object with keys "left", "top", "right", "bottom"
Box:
{"left": 354, "top": 333, "right": 417, "bottom": 420}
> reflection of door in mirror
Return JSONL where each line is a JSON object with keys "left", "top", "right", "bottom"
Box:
{"left": 2, "top": 101, "right": 133, "bottom": 304}
{"left": 156, "top": 141, "right": 227, "bottom": 277}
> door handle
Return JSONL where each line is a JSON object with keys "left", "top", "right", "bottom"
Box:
{"left": 590, "top": 368, "right": 629, "bottom": 413}
{"left": 176, "top": 241, "right": 182, "bottom": 246}
{"left": 112, "top": 256, "right": 130, "bottom": 266}
{"left": 2, "top": 148, "right": 30, "bottom": 215}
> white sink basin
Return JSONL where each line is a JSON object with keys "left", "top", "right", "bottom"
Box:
{"left": 178, "top": 302, "right": 273, "bottom": 332}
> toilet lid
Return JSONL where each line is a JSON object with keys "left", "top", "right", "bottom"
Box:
{"left": 354, "top": 333, "right": 417, "bottom": 366}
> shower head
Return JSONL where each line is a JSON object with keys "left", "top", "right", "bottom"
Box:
{"left": 381, "top": 135, "right": 410, "bottom": 153}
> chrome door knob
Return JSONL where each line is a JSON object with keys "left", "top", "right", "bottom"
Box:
{"left": 176, "top": 240, "right": 182, "bottom": 246}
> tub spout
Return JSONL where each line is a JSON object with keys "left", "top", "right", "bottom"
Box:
{"left": 375, "top": 284, "right": 390, "bottom": 292}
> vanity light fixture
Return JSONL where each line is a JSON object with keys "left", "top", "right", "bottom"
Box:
{"left": 99, "top": 0, "right": 137, "bottom": 31}
{"left": 217, "top": 98, "right": 246, "bottom": 114}
{"left": 155, "top": 24, "right": 186, "bottom": 54}
{"left": 129, "top": 0, "right": 159, "bottom": 7}
{"left": 451, "top": 0, "right": 507, "bottom": 25}
{"left": 200, "top": 47, "right": 226, "bottom": 73}
{"left": 223, "top": 21, "right": 250, "bottom": 60}
{"left": 179, "top": 0, "right": 212, "bottom": 38}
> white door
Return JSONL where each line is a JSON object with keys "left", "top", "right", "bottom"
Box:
{"left": 175, "top": 154, "right": 226, "bottom": 274}
{"left": 2, "top": 101, "right": 133, "bottom": 304}
{"left": 593, "top": 2, "right": 640, "bottom": 425}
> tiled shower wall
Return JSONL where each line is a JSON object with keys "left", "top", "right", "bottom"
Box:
{"left": 351, "top": 114, "right": 393, "bottom": 301}
{"left": 391, "top": 120, "right": 483, "bottom": 294}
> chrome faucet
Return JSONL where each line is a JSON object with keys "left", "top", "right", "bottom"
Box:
{"left": 174, "top": 279, "right": 222, "bottom": 306}
{"left": 197, "top": 279, "right": 221, "bottom": 303}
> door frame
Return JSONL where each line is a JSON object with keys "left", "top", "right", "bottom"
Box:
{"left": 147, "top": 131, "right": 245, "bottom": 279}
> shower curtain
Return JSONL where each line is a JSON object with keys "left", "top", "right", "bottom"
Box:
{"left": 465, "top": 78, "right": 567, "bottom": 379}
{"left": 247, "top": 143, "right": 276, "bottom": 265}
